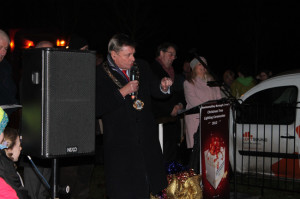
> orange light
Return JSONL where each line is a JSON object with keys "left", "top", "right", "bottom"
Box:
{"left": 60, "top": 40, "right": 65, "bottom": 46}
{"left": 10, "top": 41, "right": 15, "bottom": 51}
{"left": 24, "top": 39, "right": 34, "bottom": 48}
{"left": 56, "top": 39, "right": 66, "bottom": 47}
{"left": 9, "top": 28, "right": 20, "bottom": 52}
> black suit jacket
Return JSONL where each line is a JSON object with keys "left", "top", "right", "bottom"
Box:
{"left": 150, "top": 60, "right": 185, "bottom": 119}
{"left": 96, "top": 58, "right": 168, "bottom": 198}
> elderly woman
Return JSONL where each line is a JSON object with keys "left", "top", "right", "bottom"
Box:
{"left": 183, "top": 57, "right": 222, "bottom": 149}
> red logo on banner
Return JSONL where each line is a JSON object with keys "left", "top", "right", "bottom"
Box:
{"left": 243, "top": 131, "right": 253, "bottom": 141}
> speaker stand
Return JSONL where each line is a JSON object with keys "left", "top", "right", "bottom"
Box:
{"left": 52, "top": 158, "right": 58, "bottom": 199}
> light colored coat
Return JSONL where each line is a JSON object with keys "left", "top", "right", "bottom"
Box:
{"left": 184, "top": 77, "right": 221, "bottom": 148}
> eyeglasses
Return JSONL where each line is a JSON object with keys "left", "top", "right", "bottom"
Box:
{"left": 165, "top": 51, "right": 177, "bottom": 59}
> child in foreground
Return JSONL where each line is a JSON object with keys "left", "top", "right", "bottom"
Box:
{"left": 0, "top": 109, "right": 30, "bottom": 199}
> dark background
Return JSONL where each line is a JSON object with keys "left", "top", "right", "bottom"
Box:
{"left": 1, "top": 0, "right": 300, "bottom": 79}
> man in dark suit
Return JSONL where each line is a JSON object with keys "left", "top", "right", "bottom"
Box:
{"left": 150, "top": 42, "right": 185, "bottom": 164}
{"left": 96, "top": 34, "right": 172, "bottom": 199}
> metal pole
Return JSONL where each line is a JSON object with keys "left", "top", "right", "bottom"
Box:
{"left": 232, "top": 104, "right": 237, "bottom": 199}
{"left": 52, "top": 158, "right": 58, "bottom": 199}
{"left": 199, "top": 106, "right": 202, "bottom": 184}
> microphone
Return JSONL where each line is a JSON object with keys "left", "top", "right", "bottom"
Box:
{"left": 27, "top": 155, "right": 51, "bottom": 190}
{"left": 130, "top": 64, "right": 138, "bottom": 100}
{"left": 189, "top": 49, "right": 208, "bottom": 70}
{"left": 207, "top": 80, "right": 223, "bottom": 87}
{"left": 27, "top": 155, "right": 70, "bottom": 195}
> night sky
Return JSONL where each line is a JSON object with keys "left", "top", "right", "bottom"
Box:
{"left": 1, "top": 0, "right": 300, "bottom": 79}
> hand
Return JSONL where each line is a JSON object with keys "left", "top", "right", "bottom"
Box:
{"left": 119, "top": 80, "right": 139, "bottom": 97}
{"left": 170, "top": 103, "right": 184, "bottom": 117}
{"left": 160, "top": 77, "right": 173, "bottom": 92}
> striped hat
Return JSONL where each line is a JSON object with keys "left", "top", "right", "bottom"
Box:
{"left": 0, "top": 107, "right": 9, "bottom": 134}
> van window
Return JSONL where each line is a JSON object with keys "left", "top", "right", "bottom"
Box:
{"left": 236, "top": 86, "right": 298, "bottom": 125}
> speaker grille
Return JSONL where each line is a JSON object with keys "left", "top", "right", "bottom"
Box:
{"left": 21, "top": 48, "right": 96, "bottom": 158}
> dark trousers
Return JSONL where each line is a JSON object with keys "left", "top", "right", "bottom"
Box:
{"left": 189, "top": 126, "right": 200, "bottom": 174}
{"left": 162, "top": 120, "right": 181, "bottom": 164}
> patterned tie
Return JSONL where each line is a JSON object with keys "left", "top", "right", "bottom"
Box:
{"left": 122, "top": 70, "right": 130, "bottom": 81}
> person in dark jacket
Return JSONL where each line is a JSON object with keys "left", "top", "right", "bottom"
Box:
{"left": 150, "top": 42, "right": 185, "bottom": 164}
{"left": 96, "top": 33, "right": 172, "bottom": 199}
{"left": 0, "top": 29, "right": 18, "bottom": 115}
{"left": 0, "top": 127, "right": 30, "bottom": 199}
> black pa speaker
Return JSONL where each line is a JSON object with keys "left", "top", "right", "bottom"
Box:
{"left": 21, "top": 48, "right": 95, "bottom": 158}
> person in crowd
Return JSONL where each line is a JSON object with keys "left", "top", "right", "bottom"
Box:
{"left": 174, "top": 56, "right": 194, "bottom": 166}
{"left": 0, "top": 107, "right": 9, "bottom": 149}
{"left": 181, "top": 59, "right": 192, "bottom": 82}
{"left": 0, "top": 29, "right": 18, "bottom": 115}
{"left": 223, "top": 69, "right": 235, "bottom": 88}
{"left": 176, "top": 57, "right": 193, "bottom": 92}
{"left": 96, "top": 51, "right": 104, "bottom": 66}
{"left": 150, "top": 42, "right": 185, "bottom": 164}
{"left": 0, "top": 29, "right": 10, "bottom": 63}
{"left": 231, "top": 64, "right": 256, "bottom": 98}
{"left": 221, "top": 69, "right": 235, "bottom": 98}
{"left": 96, "top": 33, "right": 172, "bottom": 198}
{"left": 0, "top": 177, "right": 19, "bottom": 199}
{"left": 184, "top": 56, "right": 222, "bottom": 149}
{"left": 0, "top": 126, "right": 30, "bottom": 199}
{"left": 0, "top": 107, "right": 10, "bottom": 197}
{"left": 256, "top": 69, "right": 272, "bottom": 83}
{"left": 35, "top": 40, "right": 54, "bottom": 48}
{"left": 58, "top": 34, "right": 94, "bottom": 199}
{"left": 183, "top": 56, "right": 222, "bottom": 172}
{"left": 22, "top": 40, "right": 54, "bottom": 199}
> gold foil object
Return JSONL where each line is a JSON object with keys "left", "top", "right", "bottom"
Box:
{"left": 151, "top": 174, "right": 202, "bottom": 199}
{"left": 166, "top": 175, "right": 202, "bottom": 199}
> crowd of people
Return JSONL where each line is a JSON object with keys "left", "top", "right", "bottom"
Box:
{"left": 0, "top": 28, "right": 275, "bottom": 199}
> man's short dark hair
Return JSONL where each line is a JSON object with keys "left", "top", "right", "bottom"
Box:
{"left": 155, "top": 42, "right": 178, "bottom": 57}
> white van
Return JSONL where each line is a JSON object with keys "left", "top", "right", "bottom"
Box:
{"left": 229, "top": 72, "right": 300, "bottom": 179}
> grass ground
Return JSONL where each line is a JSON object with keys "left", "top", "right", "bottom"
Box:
{"left": 232, "top": 184, "right": 300, "bottom": 199}
{"left": 87, "top": 164, "right": 300, "bottom": 199}
{"left": 230, "top": 173, "right": 300, "bottom": 199}
{"left": 88, "top": 164, "right": 106, "bottom": 199}
{"left": 27, "top": 134, "right": 299, "bottom": 199}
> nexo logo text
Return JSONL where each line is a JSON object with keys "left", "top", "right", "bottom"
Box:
{"left": 66, "top": 146, "right": 78, "bottom": 153}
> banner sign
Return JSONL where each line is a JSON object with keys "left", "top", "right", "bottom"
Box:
{"left": 201, "top": 101, "right": 230, "bottom": 199}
